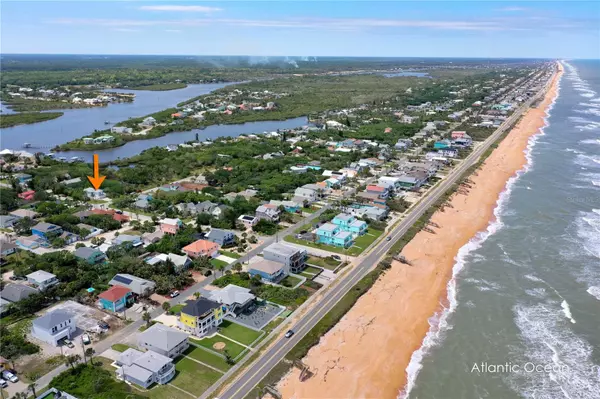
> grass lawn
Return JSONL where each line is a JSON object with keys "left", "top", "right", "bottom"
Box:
{"left": 139, "top": 321, "right": 157, "bottom": 332}
{"left": 112, "top": 343, "right": 133, "bottom": 352}
{"left": 183, "top": 346, "right": 230, "bottom": 372}
{"left": 307, "top": 255, "right": 341, "bottom": 270}
{"left": 169, "top": 303, "right": 185, "bottom": 315}
{"left": 144, "top": 384, "right": 191, "bottom": 399}
{"left": 210, "top": 258, "right": 229, "bottom": 268}
{"left": 285, "top": 228, "right": 384, "bottom": 256}
{"left": 218, "top": 320, "right": 262, "bottom": 345}
{"left": 302, "top": 266, "right": 322, "bottom": 275}
{"left": 302, "top": 207, "right": 317, "bottom": 214}
{"left": 280, "top": 275, "right": 302, "bottom": 288}
{"left": 171, "top": 357, "right": 223, "bottom": 396}
{"left": 122, "top": 229, "right": 142, "bottom": 236}
{"left": 22, "top": 355, "right": 65, "bottom": 382}
{"left": 219, "top": 250, "right": 241, "bottom": 259}
{"left": 191, "top": 335, "right": 246, "bottom": 358}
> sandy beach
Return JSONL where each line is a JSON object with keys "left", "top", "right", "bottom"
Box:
{"left": 278, "top": 63, "right": 563, "bottom": 399}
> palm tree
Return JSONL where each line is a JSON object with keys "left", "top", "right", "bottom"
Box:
{"left": 193, "top": 292, "right": 201, "bottom": 299}
{"left": 162, "top": 302, "right": 171, "bottom": 313}
{"left": 223, "top": 349, "right": 234, "bottom": 365}
{"left": 28, "top": 383, "right": 37, "bottom": 398}
{"left": 85, "top": 348, "right": 95, "bottom": 366}
{"left": 142, "top": 311, "right": 151, "bottom": 327}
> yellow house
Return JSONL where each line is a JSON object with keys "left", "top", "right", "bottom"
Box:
{"left": 177, "top": 298, "right": 224, "bottom": 337}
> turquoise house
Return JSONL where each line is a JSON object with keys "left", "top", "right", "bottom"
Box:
{"left": 316, "top": 223, "right": 354, "bottom": 248}
{"left": 98, "top": 285, "right": 133, "bottom": 312}
{"left": 434, "top": 140, "right": 452, "bottom": 150}
{"left": 332, "top": 213, "right": 368, "bottom": 236}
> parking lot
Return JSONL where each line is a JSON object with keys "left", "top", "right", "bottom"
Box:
{"left": 229, "top": 301, "right": 285, "bottom": 330}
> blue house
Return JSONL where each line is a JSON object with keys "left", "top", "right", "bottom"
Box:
{"left": 316, "top": 223, "right": 354, "bottom": 248}
{"left": 31, "top": 222, "right": 63, "bottom": 240}
{"left": 13, "top": 173, "right": 32, "bottom": 183}
{"left": 433, "top": 140, "right": 453, "bottom": 150}
{"left": 248, "top": 259, "right": 287, "bottom": 282}
{"left": 332, "top": 213, "right": 368, "bottom": 236}
{"left": 98, "top": 285, "right": 133, "bottom": 312}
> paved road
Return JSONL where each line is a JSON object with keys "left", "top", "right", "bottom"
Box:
{"left": 215, "top": 79, "right": 551, "bottom": 399}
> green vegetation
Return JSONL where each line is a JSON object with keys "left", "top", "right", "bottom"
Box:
{"left": 302, "top": 266, "right": 322, "bottom": 275}
{"left": 220, "top": 250, "right": 242, "bottom": 259}
{"left": 218, "top": 320, "right": 262, "bottom": 345}
{"left": 23, "top": 355, "right": 66, "bottom": 382}
{"left": 1, "top": 97, "right": 100, "bottom": 112}
{"left": 285, "top": 228, "right": 384, "bottom": 257}
{"left": 192, "top": 335, "right": 246, "bottom": 358}
{"left": 280, "top": 275, "right": 302, "bottom": 288}
{"left": 0, "top": 111, "right": 63, "bottom": 128}
{"left": 171, "top": 357, "right": 223, "bottom": 396}
{"left": 169, "top": 303, "right": 186, "bottom": 315}
{"left": 129, "top": 83, "right": 187, "bottom": 91}
{"left": 183, "top": 346, "right": 231, "bottom": 372}
{"left": 0, "top": 320, "right": 39, "bottom": 367}
{"left": 213, "top": 272, "right": 310, "bottom": 308}
{"left": 50, "top": 363, "right": 145, "bottom": 399}
{"left": 210, "top": 258, "right": 229, "bottom": 268}
{"left": 111, "top": 343, "right": 133, "bottom": 352}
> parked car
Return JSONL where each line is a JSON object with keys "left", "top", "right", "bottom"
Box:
{"left": 284, "top": 330, "right": 295, "bottom": 338}
{"left": 0, "top": 379, "right": 7, "bottom": 388}
{"left": 98, "top": 321, "right": 110, "bottom": 329}
{"left": 331, "top": 255, "right": 341, "bottom": 260}
{"left": 82, "top": 334, "right": 91, "bottom": 345}
{"left": 2, "top": 370, "right": 18, "bottom": 383}
{"left": 169, "top": 291, "right": 180, "bottom": 298}
{"left": 63, "top": 338, "right": 75, "bottom": 348}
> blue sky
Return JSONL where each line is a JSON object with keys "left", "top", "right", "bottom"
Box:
{"left": 1, "top": 1, "right": 599, "bottom": 58}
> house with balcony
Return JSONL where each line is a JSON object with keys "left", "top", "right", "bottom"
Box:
{"left": 248, "top": 259, "right": 287, "bottom": 282}
{"left": 116, "top": 348, "right": 175, "bottom": 388}
{"left": 263, "top": 242, "right": 307, "bottom": 274}
{"left": 269, "top": 200, "right": 301, "bottom": 213}
{"left": 316, "top": 223, "right": 354, "bottom": 248}
{"left": 159, "top": 218, "right": 183, "bottom": 235}
{"left": 206, "top": 284, "right": 255, "bottom": 315}
{"left": 433, "top": 139, "right": 453, "bottom": 150}
{"left": 331, "top": 213, "right": 368, "bottom": 236}
{"left": 238, "top": 215, "right": 258, "bottom": 229}
{"left": 138, "top": 324, "right": 189, "bottom": 359}
{"left": 178, "top": 298, "right": 225, "bottom": 338}
{"left": 74, "top": 246, "right": 107, "bottom": 265}
{"left": 366, "top": 184, "right": 391, "bottom": 199}
{"left": 26, "top": 270, "right": 59, "bottom": 290}
{"left": 204, "top": 229, "right": 235, "bottom": 247}
{"left": 98, "top": 285, "right": 133, "bottom": 312}
{"left": 255, "top": 204, "right": 280, "bottom": 223}
{"left": 31, "top": 310, "right": 76, "bottom": 346}
{"left": 31, "top": 222, "right": 63, "bottom": 241}
{"left": 182, "top": 239, "right": 220, "bottom": 258}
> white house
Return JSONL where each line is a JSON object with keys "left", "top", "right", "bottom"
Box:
{"left": 137, "top": 324, "right": 189, "bottom": 359}
{"left": 238, "top": 215, "right": 258, "bottom": 229}
{"left": 26, "top": 270, "right": 59, "bottom": 290}
{"left": 116, "top": 349, "right": 175, "bottom": 388}
{"left": 31, "top": 310, "right": 76, "bottom": 346}
{"left": 84, "top": 188, "right": 106, "bottom": 200}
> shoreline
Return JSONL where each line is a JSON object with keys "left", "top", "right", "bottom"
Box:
{"left": 277, "top": 63, "right": 564, "bottom": 399}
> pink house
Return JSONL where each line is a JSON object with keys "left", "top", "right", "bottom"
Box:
{"left": 159, "top": 218, "right": 183, "bottom": 235}
{"left": 182, "top": 239, "right": 220, "bottom": 258}
{"left": 18, "top": 190, "right": 35, "bottom": 201}
{"left": 451, "top": 131, "right": 467, "bottom": 139}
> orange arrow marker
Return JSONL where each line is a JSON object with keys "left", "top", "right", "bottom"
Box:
{"left": 87, "top": 154, "right": 106, "bottom": 190}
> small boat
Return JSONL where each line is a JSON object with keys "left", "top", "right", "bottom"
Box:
{"left": 23, "top": 143, "right": 32, "bottom": 148}
{"left": 58, "top": 157, "right": 67, "bottom": 161}
{"left": 104, "top": 121, "right": 111, "bottom": 124}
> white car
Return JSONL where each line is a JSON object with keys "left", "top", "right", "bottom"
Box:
{"left": 0, "top": 379, "right": 7, "bottom": 388}
{"left": 2, "top": 370, "right": 18, "bottom": 383}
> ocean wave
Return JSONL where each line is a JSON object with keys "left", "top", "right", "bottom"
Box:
{"left": 579, "top": 139, "right": 600, "bottom": 145}
{"left": 574, "top": 108, "right": 600, "bottom": 117}
{"left": 510, "top": 303, "right": 600, "bottom": 399}
{"left": 575, "top": 153, "right": 600, "bottom": 168}
{"left": 525, "top": 287, "right": 548, "bottom": 299}
{"left": 576, "top": 210, "right": 600, "bottom": 259}
{"left": 587, "top": 286, "right": 600, "bottom": 301}
{"left": 560, "top": 300, "right": 576, "bottom": 324}
{"left": 399, "top": 73, "right": 560, "bottom": 399}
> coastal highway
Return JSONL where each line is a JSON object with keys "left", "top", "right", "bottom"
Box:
{"left": 214, "top": 76, "right": 552, "bottom": 399}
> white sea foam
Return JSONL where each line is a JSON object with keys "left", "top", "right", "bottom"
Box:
{"left": 587, "top": 286, "right": 600, "bottom": 301}
{"left": 579, "top": 139, "right": 600, "bottom": 145}
{"left": 575, "top": 210, "right": 600, "bottom": 259}
{"left": 575, "top": 153, "right": 600, "bottom": 168}
{"left": 560, "top": 300, "right": 576, "bottom": 324}
{"left": 399, "top": 68, "right": 561, "bottom": 399}
{"left": 510, "top": 304, "right": 600, "bottom": 398}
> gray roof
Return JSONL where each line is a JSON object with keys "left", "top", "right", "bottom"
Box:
{"left": 0, "top": 215, "right": 19, "bottom": 227}
{"left": 318, "top": 223, "right": 338, "bottom": 233}
{"left": 26, "top": 270, "right": 57, "bottom": 282}
{"left": 113, "top": 234, "right": 141, "bottom": 244}
{"left": 207, "top": 284, "right": 255, "bottom": 306}
{"left": 34, "top": 309, "right": 73, "bottom": 330}
{"left": 74, "top": 246, "right": 102, "bottom": 259}
{"left": 0, "top": 241, "right": 18, "bottom": 252}
{"left": 249, "top": 259, "right": 285, "bottom": 274}
{"left": 334, "top": 213, "right": 354, "bottom": 222}
{"left": 32, "top": 222, "right": 61, "bottom": 233}
{"left": 123, "top": 364, "right": 154, "bottom": 382}
{"left": 109, "top": 273, "right": 155, "bottom": 293}
{"left": 205, "top": 229, "right": 234, "bottom": 241}
{"left": 132, "top": 350, "right": 172, "bottom": 373}
{"left": 334, "top": 231, "right": 353, "bottom": 240}
{"left": 138, "top": 324, "right": 188, "bottom": 352}
{"left": 0, "top": 284, "right": 38, "bottom": 303}
{"left": 264, "top": 242, "right": 302, "bottom": 257}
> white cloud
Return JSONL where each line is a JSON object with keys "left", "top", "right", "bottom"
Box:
{"left": 139, "top": 5, "right": 222, "bottom": 13}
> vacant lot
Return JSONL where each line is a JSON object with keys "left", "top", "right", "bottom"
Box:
{"left": 307, "top": 255, "right": 341, "bottom": 270}
{"left": 184, "top": 346, "right": 230, "bottom": 372}
{"left": 171, "top": 357, "right": 223, "bottom": 396}
{"left": 218, "top": 320, "right": 262, "bottom": 345}
{"left": 191, "top": 335, "right": 246, "bottom": 358}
